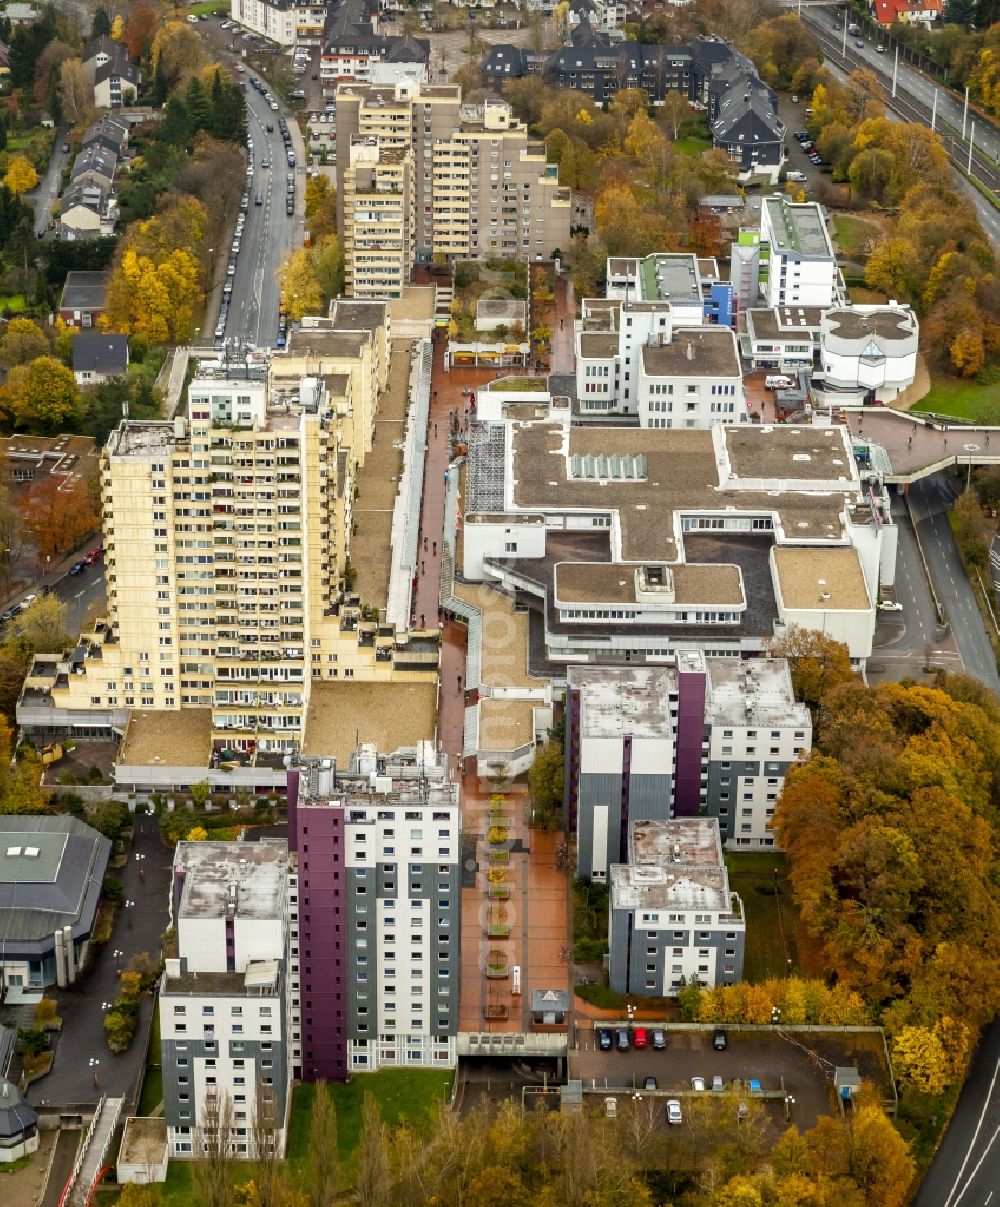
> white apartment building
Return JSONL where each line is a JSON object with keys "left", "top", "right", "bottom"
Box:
{"left": 637, "top": 329, "right": 746, "bottom": 428}
{"left": 160, "top": 840, "right": 292, "bottom": 1159}
{"left": 335, "top": 81, "right": 570, "bottom": 270}
{"left": 759, "top": 198, "right": 839, "bottom": 309}
{"left": 703, "top": 659, "right": 811, "bottom": 849}
{"left": 287, "top": 750, "right": 461, "bottom": 1081}
{"left": 230, "top": 0, "right": 326, "bottom": 46}
{"left": 575, "top": 254, "right": 746, "bottom": 423}
{"left": 344, "top": 771, "right": 461, "bottom": 1072}
{"left": 567, "top": 656, "right": 812, "bottom": 881}
{"left": 608, "top": 818, "right": 745, "bottom": 996}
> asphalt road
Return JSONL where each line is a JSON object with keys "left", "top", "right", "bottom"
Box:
{"left": 908, "top": 474, "right": 1000, "bottom": 692}
{"left": 52, "top": 562, "right": 106, "bottom": 635}
{"left": 27, "top": 132, "right": 69, "bottom": 238}
{"left": 27, "top": 811, "right": 171, "bottom": 1107}
{"left": 199, "top": 16, "right": 305, "bottom": 350}
{"left": 915, "top": 1020, "right": 1000, "bottom": 1207}
{"left": 865, "top": 498, "right": 962, "bottom": 683}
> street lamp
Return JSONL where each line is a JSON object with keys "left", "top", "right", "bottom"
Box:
{"left": 136, "top": 853, "right": 146, "bottom": 884}
{"left": 964, "top": 443, "right": 980, "bottom": 492}
{"left": 126, "top": 899, "right": 135, "bottom": 929}
{"left": 113, "top": 948, "right": 123, "bottom": 974}
{"left": 101, "top": 1001, "right": 112, "bottom": 1011}
{"left": 90, "top": 1057, "right": 101, "bottom": 1088}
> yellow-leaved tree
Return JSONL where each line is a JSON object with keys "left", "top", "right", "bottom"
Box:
{"left": 892, "top": 1017, "right": 970, "bottom": 1096}
{"left": 4, "top": 155, "right": 38, "bottom": 197}
{"left": 101, "top": 246, "right": 201, "bottom": 343}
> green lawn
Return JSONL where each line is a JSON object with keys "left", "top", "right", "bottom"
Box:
{"left": 673, "top": 136, "right": 711, "bottom": 156}
{"left": 0, "top": 295, "right": 27, "bottom": 314}
{"left": 832, "top": 214, "right": 880, "bottom": 260}
{"left": 725, "top": 852, "right": 801, "bottom": 982}
{"left": 189, "top": 1, "right": 229, "bottom": 14}
{"left": 288, "top": 1070, "right": 454, "bottom": 1173}
{"left": 137, "top": 1066, "right": 163, "bottom": 1117}
{"left": 124, "top": 1070, "right": 454, "bottom": 1203}
{"left": 914, "top": 369, "right": 1000, "bottom": 423}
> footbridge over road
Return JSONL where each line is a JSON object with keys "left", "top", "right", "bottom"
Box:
{"left": 840, "top": 410, "right": 1000, "bottom": 486}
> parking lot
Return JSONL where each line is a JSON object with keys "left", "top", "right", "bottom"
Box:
{"left": 570, "top": 1026, "right": 893, "bottom": 1129}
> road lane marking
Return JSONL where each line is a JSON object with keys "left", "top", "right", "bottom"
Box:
{"left": 951, "top": 1123, "right": 1000, "bottom": 1207}
{"left": 943, "top": 1055, "right": 1000, "bottom": 1207}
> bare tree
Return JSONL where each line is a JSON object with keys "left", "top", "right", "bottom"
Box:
{"left": 356, "top": 1092, "right": 391, "bottom": 1207}
{"left": 0, "top": 486, "right": 24, "bottom": 597}
{"left": 192, "top": 1090, "right": 235, "bottom": 1207}
{"left": 307, "top": 1081, "right": 339, "bottom": 1207}
{"left": 251, "top": 1081, "right": 280, "bottom": 1207}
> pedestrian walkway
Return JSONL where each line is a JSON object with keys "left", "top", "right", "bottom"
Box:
{"left": 66, "top": 1096, "right": 123, "bottom": 1207}
{"left": 158, "top": 346, "right": 192, "bottom": 419}
{"left": 549, "top": 275, "right": 575, "bottom": 376}
{"left": 410, "top": 338, "right": 495, "bottom": 630}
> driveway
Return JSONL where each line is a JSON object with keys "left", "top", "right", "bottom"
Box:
{"left": 27, "top": 131, "right": 69, "bottom": 238}
{"left": 27, "top": 811, "right": 171, "bottom": 1107}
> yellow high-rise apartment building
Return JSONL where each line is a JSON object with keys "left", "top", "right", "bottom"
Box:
{"left": 336, "top": 80, "right": 570, "bottom": 288}
{"left": 18, "top": 309, "right": 438, "bottom": 772}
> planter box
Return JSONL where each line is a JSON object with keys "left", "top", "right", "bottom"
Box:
{"left": 486, "top": 964, "right": 509, "bottom": 979}
{"left": 488, "top": 849, "right": 509, "bottom": 863}
{"left": 488, "top": 884, "right": 511, "bottom": 899}
{"left": 487, "top": 923, "right": 510, "bottom": 936}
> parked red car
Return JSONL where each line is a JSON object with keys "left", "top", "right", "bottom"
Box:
{"left": 84, "top": 547, "right": 103, "bottom": 564}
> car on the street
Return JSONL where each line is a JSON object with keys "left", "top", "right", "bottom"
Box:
{"left": 605, "top": 1097, "right": 617, "bottom": 1118}
{"left": 223, "top": 281, "right": 233, "bottom": 295}
{"left": 666, "top": 1100, "right": 683, "bottom": 1125}
{"left": 876, "top": 43, "right": 886, "bottom": 52}
{"left": 270, "top": 100, "right": 279, "bottom": 110}
{"left": 19, "top": 594, "right": 37, "bottom": 611}
{"left": 643, "top": 1076, "right": 658, "bottom": 1091}
{"left": 62, "top": 142, "right": 70, "bottom": 153}
{"left": 651, "top": 1029, "right": 667, "bottom": 1051}
{"left": 597, "top": 1028, "right": 612, "bottom": 1051}
{"left": 266, "top": 123, "right": 274, "bottom": 132}
{"left": 227, "top": 263, "right": 236, "bottom": 276}
{"left": 712, "top": 1075, "right": 725, "bottom": 1092}
{"left": 855, "top": 39, "right": 865, "bottom": 48}
{"left": 748, "top": 1078, "right": 763, "bottom": 1093}
{"left": 714, "top": 1028, "right": 727, "bottom": 1050}
{"left": 878, "top": 600, "right": 903, "bottom": 612}
{"left": 615, "top": 1028, "right": 629, "bottom": 1052}
{"left": 255, "top": 193, "right": 263, "bottom": 205}
{"left": 794, "top": 131, "right": 810, "bottom": 141}
{"left": 787, "top": 170, "right": 807, "bottom": 182}
{"left": 633, "top": 1027, "right": 648, "bottom": 1049}
{"left": 86, "top": 547, "right": 103, "bottom": 563}
{"left": 69, "top": 561, "right": 87, "bottom": 576}
{"left": 1, "top": 608, "right": 17, "bottom": 623}
{"left": 691, "top": 1076, "right": 706, "bottom": 1092}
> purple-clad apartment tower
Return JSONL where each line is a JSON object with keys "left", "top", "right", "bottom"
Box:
{"left": 287, "top": 762, "right": 349, "bottom": 1082}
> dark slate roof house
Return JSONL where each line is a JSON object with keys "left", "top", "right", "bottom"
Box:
{"left": 72, "top": 332, "right": 129, "bottom": 382}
